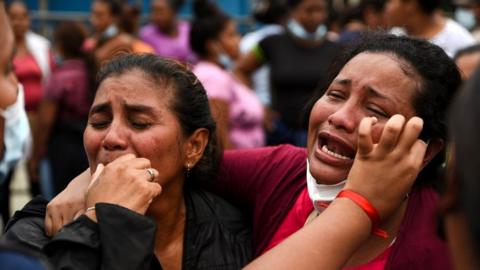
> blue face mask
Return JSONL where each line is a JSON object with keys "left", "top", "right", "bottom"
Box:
{"left": 455, "top": 8, "right": 477, "bottom": 30}
{"left": 218, "top": 53, "right": 234, "bottom": 70}
{"left": 0, "top": 84, "right": 31, "bottom": 183}
{"left": 287, "top": 19, "right": 327, "bottom": 41}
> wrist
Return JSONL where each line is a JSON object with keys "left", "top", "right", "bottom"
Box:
{"left": 336, "top": 190, "right": 388, "bottom": 238}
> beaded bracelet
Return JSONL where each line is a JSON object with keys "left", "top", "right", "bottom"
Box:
{"left": 336, "top": 190, "right": 388, "bottom": 239}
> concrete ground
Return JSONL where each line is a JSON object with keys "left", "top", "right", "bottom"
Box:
{"left": 0, "top": 161, "right": 33, "bottom": 233}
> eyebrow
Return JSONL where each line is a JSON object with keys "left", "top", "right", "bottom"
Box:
{"left": 332, "top": 78, "right": 393, "bottom": 103}
{"left": 89, "top": 103, "right": 110, "bottom": 115}
{"left": 124, "top": 104, "right": 155, "bottom": 114}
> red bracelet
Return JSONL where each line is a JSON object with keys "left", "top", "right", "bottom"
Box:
{"left": 336, "top": 190, "right": 388, "bottom": 239}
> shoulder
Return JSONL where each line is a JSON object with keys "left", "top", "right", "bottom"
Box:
{"left": 25, "top": 31, "right": 50, "bottom": 46}
{"left": 193, "top": 62, "right": 230, "bottom": 84}
{"left": 139, "top": 24, "right": 155, "bottom": 35}
{"left": 3, "top": 197, "right": 49, "bottom": 251}
{"left": 223, "top": 144, "right": 307, "bottom": 165}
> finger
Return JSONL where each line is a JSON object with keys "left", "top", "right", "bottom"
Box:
{"left": 88, "top": 163, "right": 104, "bottom": 190}
{"left": 147, "top": 182, "right": 162, "bottom": 198}
{"left": 144, "top": 168, "right": 159, "bottom": 182}
{"left": 121, "top": 157, "right": 151, "bottom": 170}
{"left": 110, "top": 153, "right": 137, "bottom": 164}
{"left": 50, "top": 212, "right": 61, "bottom": 236}
{"left": 396, "top": 117, "right": 424, "bottom": 152}
{"left": 357, "top": 117, "right": 377, "bottom": 156}
{"left": 44, "top": 213, "right": 53, "bottom": 236}
{"left": 409, "top": 139, "right": 428, "bottom": 169}
{"left": 377, "top": 114, "right": 405, "bottom": 154}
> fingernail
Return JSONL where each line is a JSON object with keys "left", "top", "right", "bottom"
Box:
{"left": 371, "top": 117, "right": 378, "bottom": 124}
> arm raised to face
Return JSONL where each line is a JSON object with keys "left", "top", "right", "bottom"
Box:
{"left": 0, "top": 1, "right": 20, "bottom": 158}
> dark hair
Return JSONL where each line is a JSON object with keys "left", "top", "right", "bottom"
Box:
{"left": 449, "top": 67, "right": 480, "bottom": 256}
{"left": 54, "top": 21, "right": 98, "bottom": 102}
{"left": 409, "top": 0, "right": 442, "bottom": 14}
{"left": 159, "top": 0, "right": 185, "bottom": 12}
{"left": 306, "top": 32, "right": 461, "bottom": 186}
{"left": 189, "top": 0, "right": 231, "bottom": 58}
{"left": 454, "top": 43, "right": 480, "bottom": 60}
{"left": 96, "top": 54, "right": 220, "bottom": 185}
{"left": 253, "top": 0, "right": 288, "bottom": 24}
{"left": 94, "top": 0, "right": 123, "bottom": 17}
{"left": 339, "top": 0, "right": 386, "bottom": 27}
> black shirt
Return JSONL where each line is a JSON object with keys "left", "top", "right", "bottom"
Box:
{"left": 259, "top": 33, "right": 341, "bottom": 129}
{"left": 2, "top": 189, "right": 252, "bottom": 269}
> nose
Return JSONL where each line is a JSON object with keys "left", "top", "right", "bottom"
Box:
{"left": 327, "top": 103, "right": 361, "bottom": 133}
{"left": 102, "top": 121, "right": 129, "bottom": 152}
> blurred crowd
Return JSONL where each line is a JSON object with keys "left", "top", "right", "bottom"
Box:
{"left": 1, "top": 0, "right": 480, "bottom": 268}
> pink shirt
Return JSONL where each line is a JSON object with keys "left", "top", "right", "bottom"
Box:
{"left": 13, "top": 54, "right": 43, "bottom": 112}
{"left": 140, "top": 21, "right": 196, "bottom": 63}
{"left": 267, "top": 188, "right": 390, "bottom": 270}
{"left": 193, "top": 61, "right": 265, "bottom": 149}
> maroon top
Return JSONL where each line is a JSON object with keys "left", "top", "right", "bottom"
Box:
{"left": 216, "top": 144, "right": 452, "bottom": 270}
{"left": 43, "top": 59, "right": 91, "bottom": 121}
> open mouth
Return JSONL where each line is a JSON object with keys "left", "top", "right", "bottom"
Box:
{"left": 318, "top": 134, "right": 355, "bottom": 161}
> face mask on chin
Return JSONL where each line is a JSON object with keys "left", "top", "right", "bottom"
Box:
{"left": 306, "top": 159, "right": 347, "bottom": 212}
{"left": 214, "top": 43, "right": 234, "bottom": 70}
{"left": 287, "top": 19, "right": 327, "bottom": 41}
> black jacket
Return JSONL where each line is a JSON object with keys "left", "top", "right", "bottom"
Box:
{"left": 2, "top": 189, "right": 252, "bottom": 269}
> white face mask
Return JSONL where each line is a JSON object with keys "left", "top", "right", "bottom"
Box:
{"left": 306, "top": 159, "right": 346, "bottom": 212}
{"left": 218, "top": 52, "right": 234, "bottom": 70}
{"left": 215, "top": 43, "right": 234, "bottom": 70}
{"left": 455, "top": 8, "right": 477, "bottom": 30}
{"left": 287, "top": 19, "right": 327, "bottom": 41}
{"left": 0, "top": 84, "right": 32, "bottom": 182}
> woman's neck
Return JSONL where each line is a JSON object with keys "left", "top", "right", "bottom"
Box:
{"left": 407, "top": 12, "right": 445, "bottom": 40}
{"left": 147, "top": 181, "right": 186, "bottom": 270}
{"left": 158, "top": 21, "right": 178, "bottom": 37}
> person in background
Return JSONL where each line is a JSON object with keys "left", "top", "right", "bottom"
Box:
{"left": 240, "top": 0, "right": 287, "bottom": 110}
{"left": 0, "top": 0, "right": 31, "bottom": 227}
{"left": 454, "top": 43, "right": 480, "bottom": 80}
{"left": 442, "top": 65, "right": 480, "bottom": 270}
{"left": 86, "top": 0, "right": 134, "bottom": 63}
{"left": 28, "top": 21, "right": 95, "bottom": 196}
{"left": 385, "top": 0, "right": 476, "bottom": 57}
{"left": 336, "top": 0, "right": 388, "bottom": 44}
{"left": 236, "top": 0, "right": 341, "bottom": 147}
{"left": 453, "top": 0, "right": 480, "bottom": 41}
{"left": 190, "top": 0, "right": 265, "bottom": 149}
{"left": 118, "top": 2, "right": 155, "bottom": 54}
{"left": 7, "top": 0, "right": 53, "bottom": 199}
{"left": 140, "top": 0, "right": 196, "bottom": 63}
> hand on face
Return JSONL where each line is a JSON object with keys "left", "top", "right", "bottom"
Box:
{"left": 85, "top": 154, "right": 162, "bottom": 217}
{"left": 344, "top": 115, "right": 427, "bottom": 220}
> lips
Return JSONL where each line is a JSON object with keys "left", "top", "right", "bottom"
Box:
{"left": 314, "top": 132, "right": 355, "bottom": 166}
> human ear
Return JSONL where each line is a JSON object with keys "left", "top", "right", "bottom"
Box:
{"left": 421, "top": 138, "right": 444, "bottom": 169}
{"left": 184, "top": 128, "right": 209, "bottom": 167}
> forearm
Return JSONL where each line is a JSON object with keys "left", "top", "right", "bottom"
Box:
{"left": 245, "top": 198, "right": 371, "bottom": 270}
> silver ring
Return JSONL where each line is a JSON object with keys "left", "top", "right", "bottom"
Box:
{"left": 146, "top": 168, "right": 155, "bottom": 182}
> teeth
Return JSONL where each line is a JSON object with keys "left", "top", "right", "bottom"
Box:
{"left": 321, "top": 145, "right": 351, "bottom": 160}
